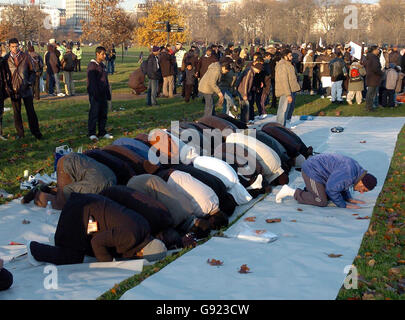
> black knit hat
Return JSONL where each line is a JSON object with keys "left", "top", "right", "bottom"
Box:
{"left": 362, "top": 173, "right": 377, "bottom": 191}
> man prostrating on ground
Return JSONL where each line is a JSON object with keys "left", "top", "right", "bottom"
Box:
{"left": 276, "top": 153, "right": 377, "bottom": 209}
{"left": 87, "top": 46, "right": 113, "bottom": 142}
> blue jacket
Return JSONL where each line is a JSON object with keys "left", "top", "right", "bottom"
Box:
{"left": 302, "top": 154, "right": 367, "bottom": 208}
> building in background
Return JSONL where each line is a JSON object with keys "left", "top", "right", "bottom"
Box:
{"left": 66, "top": 0, "right": 90, "bottom": 33}
{"left": 0, "top": 2, "right": 62, "bottom": 30}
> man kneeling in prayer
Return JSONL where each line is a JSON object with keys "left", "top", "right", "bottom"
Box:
{"left": 275, "top": 153, "right": 377, "bottom": 209}
{"left": 26, "top": 193, "right": 167, "bottom": 265}
{"left": 22, "top": 153, "right": 116, "bottom": 210}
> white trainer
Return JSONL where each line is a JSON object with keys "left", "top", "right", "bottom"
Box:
{"left": 89, "top": 135, "right": 99, "bottom": 142}
{"left": 227, "top": 112, "right": 235, "bottom": 119}
{"left": 102, "top": 134, "right": 114, "bottom": 140}
{"left": 275, "top": 185, "right": 296, "bottom": 203}
{"left": 26, "top": 241, "right": 45, "bottom": 267}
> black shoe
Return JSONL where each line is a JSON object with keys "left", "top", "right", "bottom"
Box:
{"left": 21, "top": 186, "right": 40, "bottom": 204}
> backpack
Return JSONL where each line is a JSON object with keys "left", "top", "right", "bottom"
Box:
{"left": 234, "top": 68, "right": 249, "bottom": 89}
{"left": 330, "top": 60, "right": 343, "bottom": 78}
{"left": 62, "top": 53, "right": 76, "bottom": 71}
{"left": 350, "top": 65, "right": 362, "bottom": 82}
{"left": 30, "top": 54, "right": 43, "bottom": 73}
{"left": 385, "top": 68, "right": 399, "bottom": 90}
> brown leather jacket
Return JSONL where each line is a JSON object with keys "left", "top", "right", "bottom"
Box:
{"left": 3, "top": 51, "right": 35, "bottom": 100}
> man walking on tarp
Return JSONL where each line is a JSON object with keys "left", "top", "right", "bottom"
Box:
{"left": 275, "top": 153, "right": 377, "bottom": 209}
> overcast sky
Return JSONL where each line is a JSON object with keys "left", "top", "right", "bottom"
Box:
{"left": 6, "top": 0, "right": 379, "bottom": 11}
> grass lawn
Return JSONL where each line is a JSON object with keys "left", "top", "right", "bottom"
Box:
{"left": 0, "top": 53, "right": 404, "bottom": 299}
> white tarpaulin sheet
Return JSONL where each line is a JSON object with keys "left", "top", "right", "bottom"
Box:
{"left": 0, "top": 201, "right": 144, "bottom": 300}
{"left": 121, "top": 116, "right": 404, "bottom": 300}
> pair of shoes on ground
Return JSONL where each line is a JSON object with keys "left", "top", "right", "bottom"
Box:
{"left": 90, "top": 133, "right": 114, "bottom": 142}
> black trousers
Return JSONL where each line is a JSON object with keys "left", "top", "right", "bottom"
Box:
{"left": 365, "top": 86, "right": 378, "bottom": 110}
{"left": 0, "top": 100, "right": 4, "bottom": 136}
{"left": 0, "top": 268, "right": 13, "bottom": 291}
{"left": 30, "top": 241, "right": 85, "bottom": 266}
{"left": 11, "top": 96, "right": 42, "bottom": 138}
{"left": 75, "top": 59, "right": 81, "bottom": 72}
{"left": 184, "top": 84, "right": 194, "bottom": 102}
{"left": 381, "top": 89, "right": 395, "bottom": 107}
{"left": 33, "top": 74, "right": 41, "bottom": 100}
{"left": 270, "top": 78, "right": 277, "bottom": 109}
{"left": 88, "top": 96, "right": 108, "bottom": 137}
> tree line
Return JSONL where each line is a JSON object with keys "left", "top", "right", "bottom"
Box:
{"left": 0, "top": 0, "right": 403, "bottom": 50}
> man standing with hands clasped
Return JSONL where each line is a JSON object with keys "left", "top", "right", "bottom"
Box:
{"left": 87, "top": 46, "right": 113, "bottom": 142}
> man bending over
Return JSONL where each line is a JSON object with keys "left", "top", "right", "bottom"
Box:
{"left": 276, "top": 153, "right": 377, "bottom": 209}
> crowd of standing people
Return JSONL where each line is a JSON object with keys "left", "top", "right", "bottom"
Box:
{"left": 135, "top": 41, "right": 405, "bottom": 127}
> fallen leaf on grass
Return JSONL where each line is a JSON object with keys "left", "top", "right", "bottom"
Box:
{"left": 398, "top": 279, "right": 405, "bottom": 294}
{"left": 365, "top": 252, "right": 372, "bottom": 257}
{"left": 368, "top": 259, "right": 376, "bottom": 267}
{"left": 207, "top": 259, "right": 223, "bottom": 266}
{"left": 244, "top": 217, "right": 256, "bottom": 222}
{"left": 238, "top": 264, "right": 251, "bottom": 274}
{"left": 388, "top": 267, "right": 401, "bottom": 276}
{"left": 266, "top": 218, "right": 281, "bottom": 223}
{"left": 362, "top": 292, "right": 376, "bottom": 300}
{"left": 327, "top": 253, "right": 343, "bottom": 258}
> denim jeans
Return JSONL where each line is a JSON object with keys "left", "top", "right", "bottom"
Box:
{"left": 48, "top": 73, "right": 61, "bottom": 94}
{"left": 365, "top": 86, "right": 378, "bottom": 110}
{"left": 286, "top": 92, "right": 297, "bottom": 122}
{"left": 221, "top": 89, "right": 235, "bottom": 114}
{"left": 88, "top": 96, "right": 108, "bottom": 137}
{"left": 202, "top": 93, "right": 215, "bottom": 117}
{"left": 277, "top": 95, "right": 289, "bottom": 127}
{"left": 331, "top": 80, "right": 343, "bottom": 102}
{"left": 107, "top": 60, "right": 115, "bottom": 74}
{"left": 147, "top": 79, "right": 159, "bottom": 106}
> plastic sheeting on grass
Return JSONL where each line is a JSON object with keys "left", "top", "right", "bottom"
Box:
{"left": 0, "top": 201, "right": 144, "bottom": 300}
{"left": 121, "top": 116, "right": 404, "bottom": 300}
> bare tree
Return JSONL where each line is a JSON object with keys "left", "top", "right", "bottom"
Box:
{"left": 0, "top": 4, "right": 49, "bottom": 46}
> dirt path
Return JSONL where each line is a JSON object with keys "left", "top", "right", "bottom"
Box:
{"left": 39, "top": 92, "right": 184, "bottom": 103}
